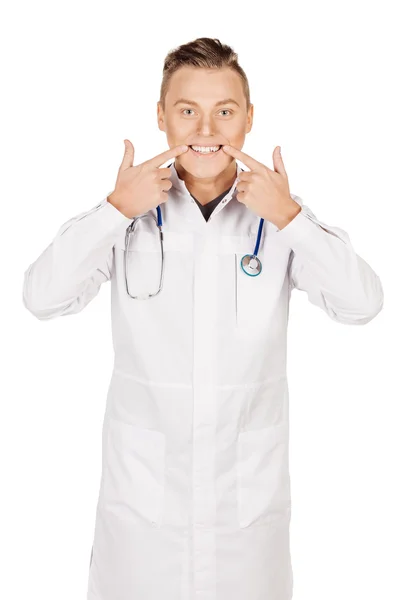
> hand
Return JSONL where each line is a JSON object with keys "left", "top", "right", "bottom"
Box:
{"left": 222, "top": 145, "right": 301, "bottom": 229}
{"left": 107, "top": 140, "right": 189, "bottom": 218}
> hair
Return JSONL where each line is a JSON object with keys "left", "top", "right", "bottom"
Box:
{"left": 159, "top": 37, "right": 251, "bottom": 111}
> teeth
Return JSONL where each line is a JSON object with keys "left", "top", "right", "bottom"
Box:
{"left": 191, "top": 145, "right": 220, "bottom": 153}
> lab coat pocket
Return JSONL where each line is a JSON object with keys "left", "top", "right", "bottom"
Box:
{"left": 237, "top": 422, "right": 291, "bottom": 528}
{"left": 103, "top": 416, "right": 166, "bottom": 527}
{"left": 235, "top": 253, "right": 269, "bottom": 329}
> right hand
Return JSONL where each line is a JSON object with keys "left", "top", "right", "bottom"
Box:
{"left": 107, "top": 140, "right": 189, "bottom": 218}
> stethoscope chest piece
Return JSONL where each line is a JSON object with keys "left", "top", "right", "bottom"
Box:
{"left": 240, "top": 254, "right": 262, "bottom": 276}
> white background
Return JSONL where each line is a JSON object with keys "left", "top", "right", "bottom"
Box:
{"left": 1, "top": 1, "right": 398, "bottom": 599}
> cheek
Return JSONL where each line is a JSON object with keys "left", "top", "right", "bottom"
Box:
{"left": 168, "top": 116, "right": 192, "bottom": 135}
{"left": 228, "top": 130, "right": 246, "bottom": 145}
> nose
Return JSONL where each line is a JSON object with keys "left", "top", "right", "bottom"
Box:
{"left": 196, "top": 114, "right": 218, "bottom": 137}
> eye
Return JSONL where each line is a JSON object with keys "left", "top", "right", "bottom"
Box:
{"left": 182, "top": 109, "right": 194, "bottom": 115}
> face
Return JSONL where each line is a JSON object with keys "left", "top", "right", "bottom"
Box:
{"left": 157, "top": 66, "right": 253, "bottom": 180}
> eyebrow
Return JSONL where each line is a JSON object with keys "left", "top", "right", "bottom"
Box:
{"left": 173, "top": 97, "right": 241, "bottom": 108}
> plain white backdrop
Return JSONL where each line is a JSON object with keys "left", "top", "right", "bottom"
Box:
{"left": 1, "top": 1, "right": 398, "bottom": 599}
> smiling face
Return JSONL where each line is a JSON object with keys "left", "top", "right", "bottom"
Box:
{"left": 157, "top": 66, "right": 253, "bottom": 185}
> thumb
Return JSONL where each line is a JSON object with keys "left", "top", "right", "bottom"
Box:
{"left": 273, "top": 146, "right": 287, "bottom": 176}
{"left": 119, "top": 139, "right": 134, "bottom": 171}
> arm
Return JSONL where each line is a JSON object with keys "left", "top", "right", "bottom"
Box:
{"left": 274, "top": 194, "right": 384, "bottom": 325}
{"left": 22, "top": 196, "right": 133, "bottom": 320}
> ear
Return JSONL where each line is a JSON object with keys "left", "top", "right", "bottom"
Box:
{"left": 157, "top": 102, "right": 165, "bottom": 132}
{"left": 246, "top": 103, "right": 254, "bottom": 134}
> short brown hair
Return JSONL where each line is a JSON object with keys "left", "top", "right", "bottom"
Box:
{"left": 159, "top": 37, "right": 251, "bottom": 111}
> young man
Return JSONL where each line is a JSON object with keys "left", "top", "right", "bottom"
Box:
{"left": 23, "top": 37, "right": 384, "bottom": 600}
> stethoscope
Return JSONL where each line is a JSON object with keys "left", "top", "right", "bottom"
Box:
{"left": 124, "top": 180, "right": 264, "bottom": 300}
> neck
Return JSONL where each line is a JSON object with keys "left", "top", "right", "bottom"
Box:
{"left": 175, "top": 161, "right": 237, "bottom": 205}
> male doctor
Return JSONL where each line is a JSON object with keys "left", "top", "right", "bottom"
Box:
{"left": 23, "top": 37, "right": 384, "bottom": 600}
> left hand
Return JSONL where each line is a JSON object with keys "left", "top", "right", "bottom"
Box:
{"left": 222, "top": 145, "right": 301, "bottom": 229}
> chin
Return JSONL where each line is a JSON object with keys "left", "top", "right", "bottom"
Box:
{"left": 181, "top": 160, "right": 230, "bottom": 178}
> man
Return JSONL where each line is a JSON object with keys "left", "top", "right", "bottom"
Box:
{"left": 23, "top": 37, "right": 384, "bottom": 600}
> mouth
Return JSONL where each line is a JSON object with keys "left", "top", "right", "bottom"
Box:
{"left": 188, "top": 145, "right": 223, "bottom": 158}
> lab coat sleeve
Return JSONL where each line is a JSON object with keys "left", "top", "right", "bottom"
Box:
{"left": 273, "top": 193, "right": 384, "bottom": 325}
{"left": 22, "top": 196, "right": 133, "bottom": 320}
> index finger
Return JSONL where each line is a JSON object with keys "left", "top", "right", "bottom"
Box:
{"left": 145, "top": 144, "right": 189, "bottom": 168}
{"left": 222, "top": 145, "right": 262, "bottom": 171}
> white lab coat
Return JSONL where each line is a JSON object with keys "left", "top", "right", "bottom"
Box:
{"left": 22, "top": 160, "right": 384, "bottom": 600}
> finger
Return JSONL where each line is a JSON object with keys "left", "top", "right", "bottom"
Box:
{"left": 236, "top": 190, "right": 246, "bottom": 204}
{"left": 145, "top": 144, "right": 189, "bottom": 169}
{"left": 236, "top": 181, "right": 248, "bottom": 194}
{"left": 158, "top": 167, "right": 173, "bottom": 179}
{"left": 119, "top": 139, "right": 135, "bottom": 171}
{"left": 237, "top": 170, "right": 252, "bottom": 182}
{"left": 160, "top": 189, "right": 170, "bottom": 203}
{"left": 159, "top": 179, "right": 172, "bottom": 192}
{"left": 221, "top": 145, "right": 263, "bottom": 171}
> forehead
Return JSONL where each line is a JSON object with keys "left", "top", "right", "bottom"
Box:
{"left": 165, "top": 66, "right": 245, "bottom": 106}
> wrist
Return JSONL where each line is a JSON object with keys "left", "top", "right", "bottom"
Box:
{"left": 107, "top": 193, "right": 131, "bottom": 219}
{"left": 274, "top": 200, "right": 301, "bottom": 230}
